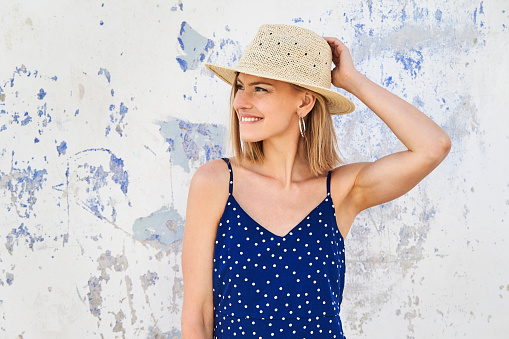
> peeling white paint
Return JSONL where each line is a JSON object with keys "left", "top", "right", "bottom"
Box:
{"left": 0, "top": 0, "right": 508, "bottom": 338}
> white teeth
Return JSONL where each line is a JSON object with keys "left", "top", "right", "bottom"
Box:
{"left": 241, "top": 116, "right": 262, "bottom": 122}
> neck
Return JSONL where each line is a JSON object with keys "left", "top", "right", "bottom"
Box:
{"left": 258, "top": 134, "right": 310, "bottom": 187}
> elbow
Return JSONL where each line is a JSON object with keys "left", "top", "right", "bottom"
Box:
{"left": 180, "top": 314, "right": 192, "bottom": 337}
{"left": 181, "top": 317, "right": 207, "bottom": 339}
{"left": 181, "top": 307, "right": 214, "bottom": 338}
{"left": 180, "top": 320, "right": 192, "bottom": 339}
{"left": 427, "top": 132, "right": 451, "bottom": 164}
{"left": 438, "top": 132, "right": 452, "bottom": 159}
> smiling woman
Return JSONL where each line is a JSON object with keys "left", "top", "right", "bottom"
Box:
{"left": 233, "top": 74, "right": 309, "bottom": 142}
{"left": 181, "top": 24, "right": 450, "bottom": 339}
{"left": 231, "top": 73, "right": 340, "bottom": 176}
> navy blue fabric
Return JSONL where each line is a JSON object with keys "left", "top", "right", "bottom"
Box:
{"left": 213, "top": 158, "right": 346, "bottom": 338}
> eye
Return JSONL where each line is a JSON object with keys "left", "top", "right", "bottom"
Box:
{"left": 255, "top": 87, "right": 268, "bottom": 92}
{"left": 235, "top": 83, "right": 244, "bottom": 90}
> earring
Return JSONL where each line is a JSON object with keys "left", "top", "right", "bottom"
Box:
{"left": 299, "top": 117, "right": 306, "bottom": 138}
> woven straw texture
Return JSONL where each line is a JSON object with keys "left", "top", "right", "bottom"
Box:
{"left": 206, "top": 24, "right": 355, "bottom": 115}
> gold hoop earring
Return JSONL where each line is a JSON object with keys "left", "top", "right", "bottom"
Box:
{"left": 299, "top": 117, "right": 306, "bottom": 138}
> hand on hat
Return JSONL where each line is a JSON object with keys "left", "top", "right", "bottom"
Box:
{"left": 323, "top": 37, "right": 359, "bottom": 93}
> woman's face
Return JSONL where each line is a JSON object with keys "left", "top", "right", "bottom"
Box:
{"left": 233, "top": 73, "right": 303, "bottom": 143}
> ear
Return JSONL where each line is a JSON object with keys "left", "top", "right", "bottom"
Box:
{"left": 296, "top": 91, "right": 316, "bottom": 117}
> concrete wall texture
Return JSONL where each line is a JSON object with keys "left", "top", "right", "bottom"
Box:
{"left": 1, "top": 0, "right": 508, "bottom": 338}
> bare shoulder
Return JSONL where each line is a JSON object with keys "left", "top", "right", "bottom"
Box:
{"left": 184, "top": 158, "right": 230, "bottom": 237}
{"left": 330, "top": 162, "right": 369, "bottom": 193}
{"left": 190, "top": 159, "right": 230, "bottom": 195}
{"left": 187, "top": 160, "right": 230, "bottom": 215}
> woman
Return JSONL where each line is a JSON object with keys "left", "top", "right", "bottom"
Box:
{"left": 181, "top": 24, "right": 450, "bottom": 338}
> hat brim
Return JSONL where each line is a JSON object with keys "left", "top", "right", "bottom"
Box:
{"left": 205, "top": 62, "right": 355, "bottom": 115}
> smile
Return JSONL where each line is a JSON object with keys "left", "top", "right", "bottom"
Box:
{"left": 240, "top": 116, "right": 263, "bottom": 122}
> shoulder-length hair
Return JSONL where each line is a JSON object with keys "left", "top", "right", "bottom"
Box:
{"left": 228, "top": 73, "right": 343, "bottom": 176}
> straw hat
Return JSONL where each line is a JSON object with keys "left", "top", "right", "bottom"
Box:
{"left": 205, "top": 24, "right": 355, "bottom": 115}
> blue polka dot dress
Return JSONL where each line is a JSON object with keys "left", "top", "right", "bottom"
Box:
{"left": 213, "top": 158, "right": 346, "bottom": 338}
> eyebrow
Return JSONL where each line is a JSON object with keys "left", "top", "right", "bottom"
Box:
{"left": 236, "top": 79, "right": 274, "bottom": 87}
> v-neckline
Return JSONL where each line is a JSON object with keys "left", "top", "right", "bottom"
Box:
{"left": 228, "top": 194, "right": 330, "bottom": 238}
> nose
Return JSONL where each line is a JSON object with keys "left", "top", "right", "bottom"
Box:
{"left": 233, "top": 88, "right": 251, "bottom": 111}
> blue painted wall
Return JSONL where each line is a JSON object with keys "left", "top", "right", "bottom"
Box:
{"left": 1, "top": 0, "right": 508, "bottom": 337}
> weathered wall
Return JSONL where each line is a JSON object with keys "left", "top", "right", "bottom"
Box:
{"left": 1, "top": 0, "right": 508, "bottom": 338}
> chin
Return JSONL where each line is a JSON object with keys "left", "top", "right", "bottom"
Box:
{"left": 240, "top": 136, "right": 263, "bottom": 143}
{"left": 239, "top": 133, "right": 264, "bottom": 143}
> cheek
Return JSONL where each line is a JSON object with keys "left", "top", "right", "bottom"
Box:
{"left": 267, "top": 102, "right": 296, "bottom": 125}
{"left": 260, "top": 111, "right": 296, "bottom": 139}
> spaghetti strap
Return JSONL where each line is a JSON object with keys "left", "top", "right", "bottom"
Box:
{"left": 222, "top": 158, "right": 233, "bottom": 195}
{"left": 327, "top": 170, "right": 332, "bottom": 196}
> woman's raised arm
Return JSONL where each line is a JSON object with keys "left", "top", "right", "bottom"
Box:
{"left": 324, "top": 37, "right": 451, "bottom": 231}
{"left": 181, "top": 160, "right": 230, "bottom": 338}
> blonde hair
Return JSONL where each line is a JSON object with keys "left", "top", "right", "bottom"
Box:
{"left": 229, "top": 73, "right": 342, "bottom": 176}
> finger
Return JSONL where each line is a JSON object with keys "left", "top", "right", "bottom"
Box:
{"left": 324, "top": 38, "right": 340, "bottom": 55}
{"left": 331, "top": 46, "right": 341, "bottom": 61}
{"left": 323, "top": 36, "right": 341, "bottom": 44}
{"left": 325, "top": 40, "right": 346, "bottom": 57}
{"left": 323, "top": 38, "right": 346, "bottom": 66}
{"left": 331, "top": 44, "right": 342, "bottom": 60}
{"left": 324, "top": 41, "right": 339, "bottom": 52}
{"left": 323, "top": 37, "right": 347, "bottom": 47}
{"left": 323, "top": 37, "right": 341, "bottom": 51}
